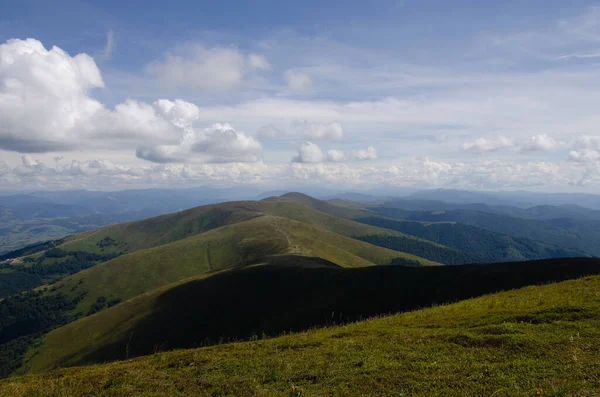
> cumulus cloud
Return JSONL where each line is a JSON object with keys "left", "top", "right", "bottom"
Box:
{"left": 137, "top": 123, "right": 262, "bottom": 164}
{"left": 147, "top": 45, "right": 269, "bottom": 91}
{"left": 463, "top": 136, "right": 515, "bottom": 154}
{"left": 0, "top": 39, "right": 264, "bottom": 165}
{"left": 285, "top": 69, "right": 313, "bottom": 94}
{"left": 292, "top": 141, "right": 324, "bottom": 163}
{"left": 519, "top": 134, "right": 562, "bottom": 152}
{"left": 0, "top": 38, "right": 104, "bottom": 152}
{"left": 291, "top": 142, "right": 346, "bottom": 163}
{"left": 303, "top": 122, "right": 344, "bottom": 140}
{"left": 0, "top": 39, "right": 203, "bottom": 153}
{"left": 191, "top": 123, "right": 262, "bottom": 163}
{"left": 327, "top": 149, "right": 345, "bottom": 162}
{"left": 257, "top": 124, "right": 284, "bottom": 140}
{"left": 353, "top": 146, "right": 377, "bottom": 161}
{"left": 153, "top": 99, "right": 200, "bottom": 128}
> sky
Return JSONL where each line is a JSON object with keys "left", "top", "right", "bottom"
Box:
{"left": 1, "top": 0, "right": 600, "bottom": 192}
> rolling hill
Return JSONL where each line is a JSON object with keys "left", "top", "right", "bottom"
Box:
{"left": 0, "top": 198, "right": 446, "bottom": 298}
{"left": 48, "top": 215, "right": 435, "bottom": 317}
{"left": 0, "top": 196, "right": 449, "bottom": 376}
{"left": 1, "top": 192, "right": 596, "bottom": 380}
{"left": 3, "top": 262, "right": 600, "bottom": 396}
{"left": 274, "top": 193, "right": 588, "bottom": 263}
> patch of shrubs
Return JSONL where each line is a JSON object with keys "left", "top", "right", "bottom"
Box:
{"left": 96, "top": 237, "right": 117, "bottom": 248}
{"left": 87, "top": 296, "right": 122, "bottom": 316}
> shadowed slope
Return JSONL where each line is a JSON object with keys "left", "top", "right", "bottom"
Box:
{"left": 6, "top": 273, "right": 600, "bottom": 396}
{"left": 22, "top": 257, "right": 600, "bottom": 373}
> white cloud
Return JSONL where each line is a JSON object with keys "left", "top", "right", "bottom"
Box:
{"left": 191, "top": 123, "right": 262, "bottom": 163}
{"left": 153, "top": 99, "right": 200, "bottom": 128}
{"left": 327, "top": 149, "right": 345, "bottom": 162}
{"left": 0, "top": 38, "right": 104, "bottom": 152}
{"left": 303, "top": 122, "right": 344, "bottom": 140}
{"left": 285, "top": 69, "right": 313, "bottom": 94}
{"left": 354, "top": 146, "right": 377, "bottom": 161}
{"left": 292, "top": 141, "right": 324, "bottom": 163}
{"left": 463, "top": 136, "right": 515, "bottom": 154}
{"left": 137, "top": 122, "right": 262, "bottom": 164}
{"left": 147, "top": 45, "right": 268, "bottom": 91}
{"left": 519, "top": 134, "right": 562, "bottom": 152}
{"left": 0, "top": 39, "right": 199, "bottom": 153}
{"left": 257, "top": 124, "right": 284, "bottom": 140}
{"left": 292, "top": 143, "right": 346, "bottom": 163}
{"left": 0, "top": 39, "right": 262, "bottom": 164}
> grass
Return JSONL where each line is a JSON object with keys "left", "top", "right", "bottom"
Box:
{"left": 45, "top": 215, "right": 433, "bottom": 319}
{"left": 56, "top": 198, "right": 447, "bottom": 258}
{"left": 3, "top": 274, "right": 600, "bottom": 396}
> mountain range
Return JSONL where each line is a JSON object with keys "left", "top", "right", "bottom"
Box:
{"left": 0, "top": 190, "right": 599, "bottom": 395}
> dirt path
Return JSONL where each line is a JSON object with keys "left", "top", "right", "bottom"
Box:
{"left": 269, "top": 216, "right": 302, "bottom": 254}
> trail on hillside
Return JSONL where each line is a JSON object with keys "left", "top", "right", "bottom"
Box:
{"left": 269, "top": 216, "right": 299, "bottom": 254}
{"left": 63, "top": 225, "right": 112, "bottom": 246}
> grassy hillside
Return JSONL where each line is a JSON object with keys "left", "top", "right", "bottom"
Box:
{"left": 1, "top": 197, "right": 447, "bottom": 299}
{"left": 275, "top": 193, "right": 588, "bottom": 264}
{"left": 48, "top": 215, "right": 430, "bottom": 317}
{"left": 0, "top": 198, "right": 446, "bottom": 377}
{"left": 59, "top": 201, "right": 267, "bottom": 255}
{"left": 20, "top": 257, "right": 600, "bottom": 374}
{"left": 3, "top": 269, "right": 600, "bottom": 396}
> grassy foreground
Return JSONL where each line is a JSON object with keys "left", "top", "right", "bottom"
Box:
{"left": 3, "top": 275, "right": 600, "bottom": 396}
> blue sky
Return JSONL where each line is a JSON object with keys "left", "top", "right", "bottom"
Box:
{"left": 1, "top": 0, "right": 600, "bottom": 191}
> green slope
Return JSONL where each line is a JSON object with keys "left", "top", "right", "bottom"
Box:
{"left": 54, "top": 197, "right": 436, "bottom": 259}
{"left": 0, "top": 199, "right": 446, "bottom": 377}
{"left": 2, "top": 197, "right": 449, "bottom": 299}
{"left": 273, "top": 193, "right": 589, "bottom": 263}
{"left": 4, "top": 271, "right": 600, "bottom": 396}
{"left": 45, "top": 215, "right": 436, "bottom": 317}
{"left": 58, "top": 201, "right": 267, "bottom": 254}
